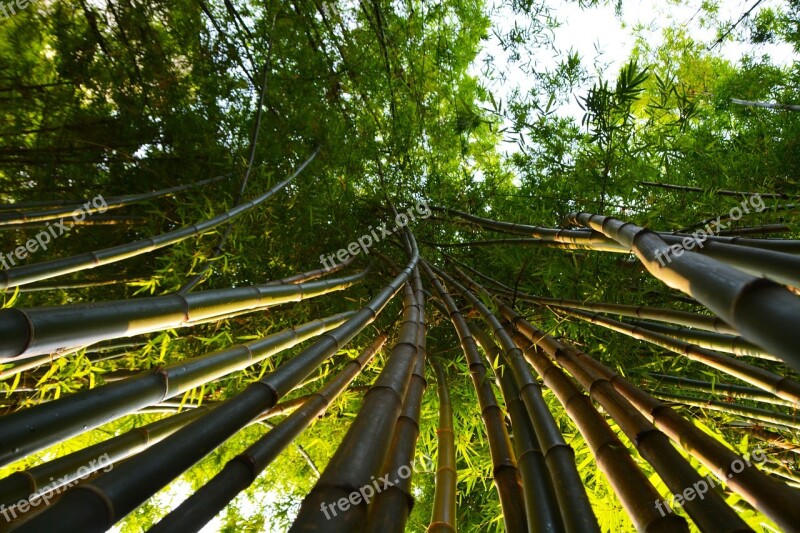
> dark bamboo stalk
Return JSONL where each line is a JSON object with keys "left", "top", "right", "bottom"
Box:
{"left": 646, "top": 374, "right": 797, "bottom": 408}
{"left": 13, "top": 239, "right": 419, "bottom": 532}
{"left": 148, "top": 333, "right": 388, "bottom": 533}
{"left": 501, "top": 307, "right": 800, "bottom": 530}
{"left": 0, "top": 174, "right": 230, "bottom": 227}
{"left": 510, "top": 332, "right": 691, "bottom": 532}
{"left": 289, "top": 281, "right": 420, "bottom": 532}
{"left": 366, "top": 268, "right": 428, "bottom": 532}
{"left": 421, "top": 262, "right": 527, "bottom": 533}
{"left": 263, "top": 256, "right": 356, "bottom": 286}
{"left": 557, "top": 307, "right": 800, "bottom": 405}
{"left": 650, "top": 391, "right": 800, "bottom": 431}
{"left": 433, "top": 264, "right": 599, "bottom": 532}
{"left": 566, "top": 212, "right": 800, "bottom": 372}
{"left": 422, "top": 238, "right": 628, "bottom": 253}
{"left": 15, "top": 278, "right": 147, "bottom": 293}
{"left": 0, "top": 312, "right": 353, "bottom": 467}
{"left": 0, "top": 267, "right": 367, "bottom": 360}
{"left": 469, "top": 325, "right": 564, "bottom": 533}
{"left": 427, "top": 358, "right": 457, "bottom": 533}
{"left": 0, "top": 149, "right": 318, "bottom": 289}
{"left": 500, "top": 307, "right": 750, "bottom": 532}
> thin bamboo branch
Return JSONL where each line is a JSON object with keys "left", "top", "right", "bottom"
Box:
{"left": 427, "top": 359, "right": 457, "bottom": 533}
{"left": 646, "top": 374, "right": 798, "bottom": 408}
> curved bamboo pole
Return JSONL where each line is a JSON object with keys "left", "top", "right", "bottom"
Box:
{"left": 13, "top": 238, "right": 419, "bottom": 532}
{"left": 510, "top": 332, "right": 691, "bottom": 532}
{"left": 498, "top": 307, "right": 750, "bottom": 532}
{"left": 431, "top": 264, "right": 599, "bottom": 532}
{"left": 262, "top": 256, "right": 356, "bottom": 286}
{"left": 566, "top": 212, "right": 800, "bottom": 372}
{"left": 422, "top": 262, "right": 527, "bottom": 533}
{"left": 0, "top": 149, "right": 318, "bottom": 290}
{"left": 366, "top": 268, "right": 428, "bottom": 532}
{"left": 427, "top": 358, "right": 457, "bottom": 533}
{"left": 0, "top": 174, "right": 230, "bottom": 227}
{"left": 624, "top": 319, "right": 776, "bottom": 360}
{"left": 0, "top": 312, "right": 353, "bottom": 467}
{"left": 290, "top": 283, "right": 421, "bottom": 532}
{"left": 646, "top": 374, "right": 798, "bottom": 408}
{"left": 650, "top": 391, "right": 800, "bottom": 431}
{"left": 15, "top": 278, "right": 147, "bottom": 293}
{"left": 422, "top": 238, "right": 628, "bottom": 253}
{"left": 0, "top": 267, "right": 367, "bottom": 360}
{"left": 500, "top": 306, "right": 800, "bottom": 530}
{"left": 469, "top": 325, "right": 564, "bottom": 533}
{"left": 490, "top": 290, "right": 738, "bottom": 335}
{"left": 148, "top": 332, "right": 389, "bottom": 533}
{"left": 556, "top": 307, "right": 800, "bottom": 405}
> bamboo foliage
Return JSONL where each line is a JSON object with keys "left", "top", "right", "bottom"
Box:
{"left": 148, "top": 332, "right": 389, "bottom": 533}
{"left": 499, "top": 306, "right": 749, "bottom": 532}
{"left": 0, "top": 312, "right": 353, "bottom": 467}
{"left": 13, "top": 241, "right": 419, "bottom": 532}
{"left": 510, "top": 332, "right": 691, "bottom": 533}
{"left": 428, "top": 358, "right": 457, "bottom": 533}
{"left": 499, "top": 305, "right": 800, "bottom": 530}
{"left": 436, "top": 265, "right": 600, "bottom": 532}
{"left": 421, "top": 261, "right": 528, "bottom": 533}
{"left": 566, "top": 212, "right": 800, "bottom": 372}
{"left": 0, "top": 149, "right": 319, "bottom": 290}
{"left": 0, "top": 267, "right": 367, "bottom": 361}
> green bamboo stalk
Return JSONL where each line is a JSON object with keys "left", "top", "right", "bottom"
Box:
{"left": 433, "top": 264, "right": 599, "bottom": 532}
{"left": 557, "top": 307, "right": 800, "bottom": 405}
{"left": 0, "top": 312, "right": 353, "bottom": 467}
{"left": 427, "top": 359, "right": 457, "bottom": 533}
{"left": 639, "top": 181, "right": 796, "bottom": 197}
{"left": 0, "top": 267, "right": 366, "bottom": 360}
{"left": 290, "top": 280, "right": 421, "bottom": 532}
{"left": 0, "top": 174, "right": 230, "bottom": 226}
{"left": 366, "top": 269, "right": 428, "bottom": 532}
{"left": 741, "top": 426, "right": 800, "bottom": 455}
{"left": 646, "top": 374, "right": 797, "bottom": 408}
{"left": 12, "top": 234, "right": 419, "bottom": 532}
{"left": 502, "top": 311, "right": 800, "bottom": 530}
{"left": 494, "top": 289, "right": 738, "bottom": 335}
{"left": 1, "top": 215, "right": 148, "bottom": 229}
{"left": 499, "top": 307, "right": 752, "bottom": 532}
{"left": 263, "top": 256, "right": 356, "bottom": 287}
{"left": 422, "top": 262, "right": 527, "bottom": 533}
{"left": 651, "top": 391, "right": 800, "bottom": 431}
{"left": 469, "top": 325, "right": 564, "bottom": 533}
{"left": 148, "top": 332, "right": 388, "bottom": 533}
{"left": 0, "top": 407, "right": 210, "bottom": 510}
{"left": 0, "top": 149, "right": 318, "bottom": 290}
{"left": 15, "top": 278, "right": 147, "bottom": 293}
{"left": 566, "top": 212, "right": 800, "bottom": 372}
{"left": 624, "top": 319, "right": 776, "bottom": 360}
{"left": 422, "top": 238, "right": 629, "bottom": 253}
{"left": 730, "top": 98, "right": 800, "bottom": 112}
{"left": 510, "top": 331, "right": 691, "bottom": 532}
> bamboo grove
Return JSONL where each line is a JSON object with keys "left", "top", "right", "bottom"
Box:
{"left": 1, "top": 0, "right": 800, "bottom": 531}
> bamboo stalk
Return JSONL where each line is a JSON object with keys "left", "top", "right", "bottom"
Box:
{"left": 651, "top": 391, "right": 800, "bottom": 431}
{"left": 638, "top": 181, "right": 797, "bottom": 198}
{"left": 566, "top": 211, "right": 800, "bottom": 372}
{"left": 262, "top": 256, "right": 356, "bottom": 286}
{"left": 366, "top": 268, "right": 428, "bottom": 532}
{"left": 422, "top": 262, "right": 527, "bottom": 533}
{"left": 427, "top": 359, "right": 457, "bottom": 533}
{"left": 0, "top": 267, "right": 367, "bottom": 360}
{"left": 646, "top": 374, "right": 798, "bottom": 408}
{"left": 148, "top": 333, "right": 388, "bottom": 533}
{"left": 0, "top": 174, "right": 230, "bottom": 226}
{"left": 510, "top": 331, "right": 691, "bottom": 532}
{"left": 556, "top": 307, "right": 800, "bottom": 405}
{"left": 432, "top": 264, "right": 599, "bottom": 532}
{"left": 730, "top": 98, "right": 800, "bottom": 112}
{"left": 0, "top": 312, "right": 353, "bottom": 467}
{"left": 466, "top": 277, "right": 749, "bottom": 532}
{"left": 15, "top": 278, "right": 147, "bottom": 293}
{"left": 624, "top": 319, "right": 777, "bottom": 360}
{"left": 0, "top": 215, "right": 148, "bottom": 229}
{"left": 12, "top": 238, "right": 419, "bottom": 532}
{"left": 422, "top": 238, "right": 629, "bottom": 253}
{"left": 0, "top": 149, "right": 318, "bottom": 290}
{"left": 290, "top": 282, "right": 421, "bottom": 532}
{"left": 469, "top": 325, "right": 564, "bottom": 533}
{"left": 500, "top": 307, "right": 800, "bottom": 530}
